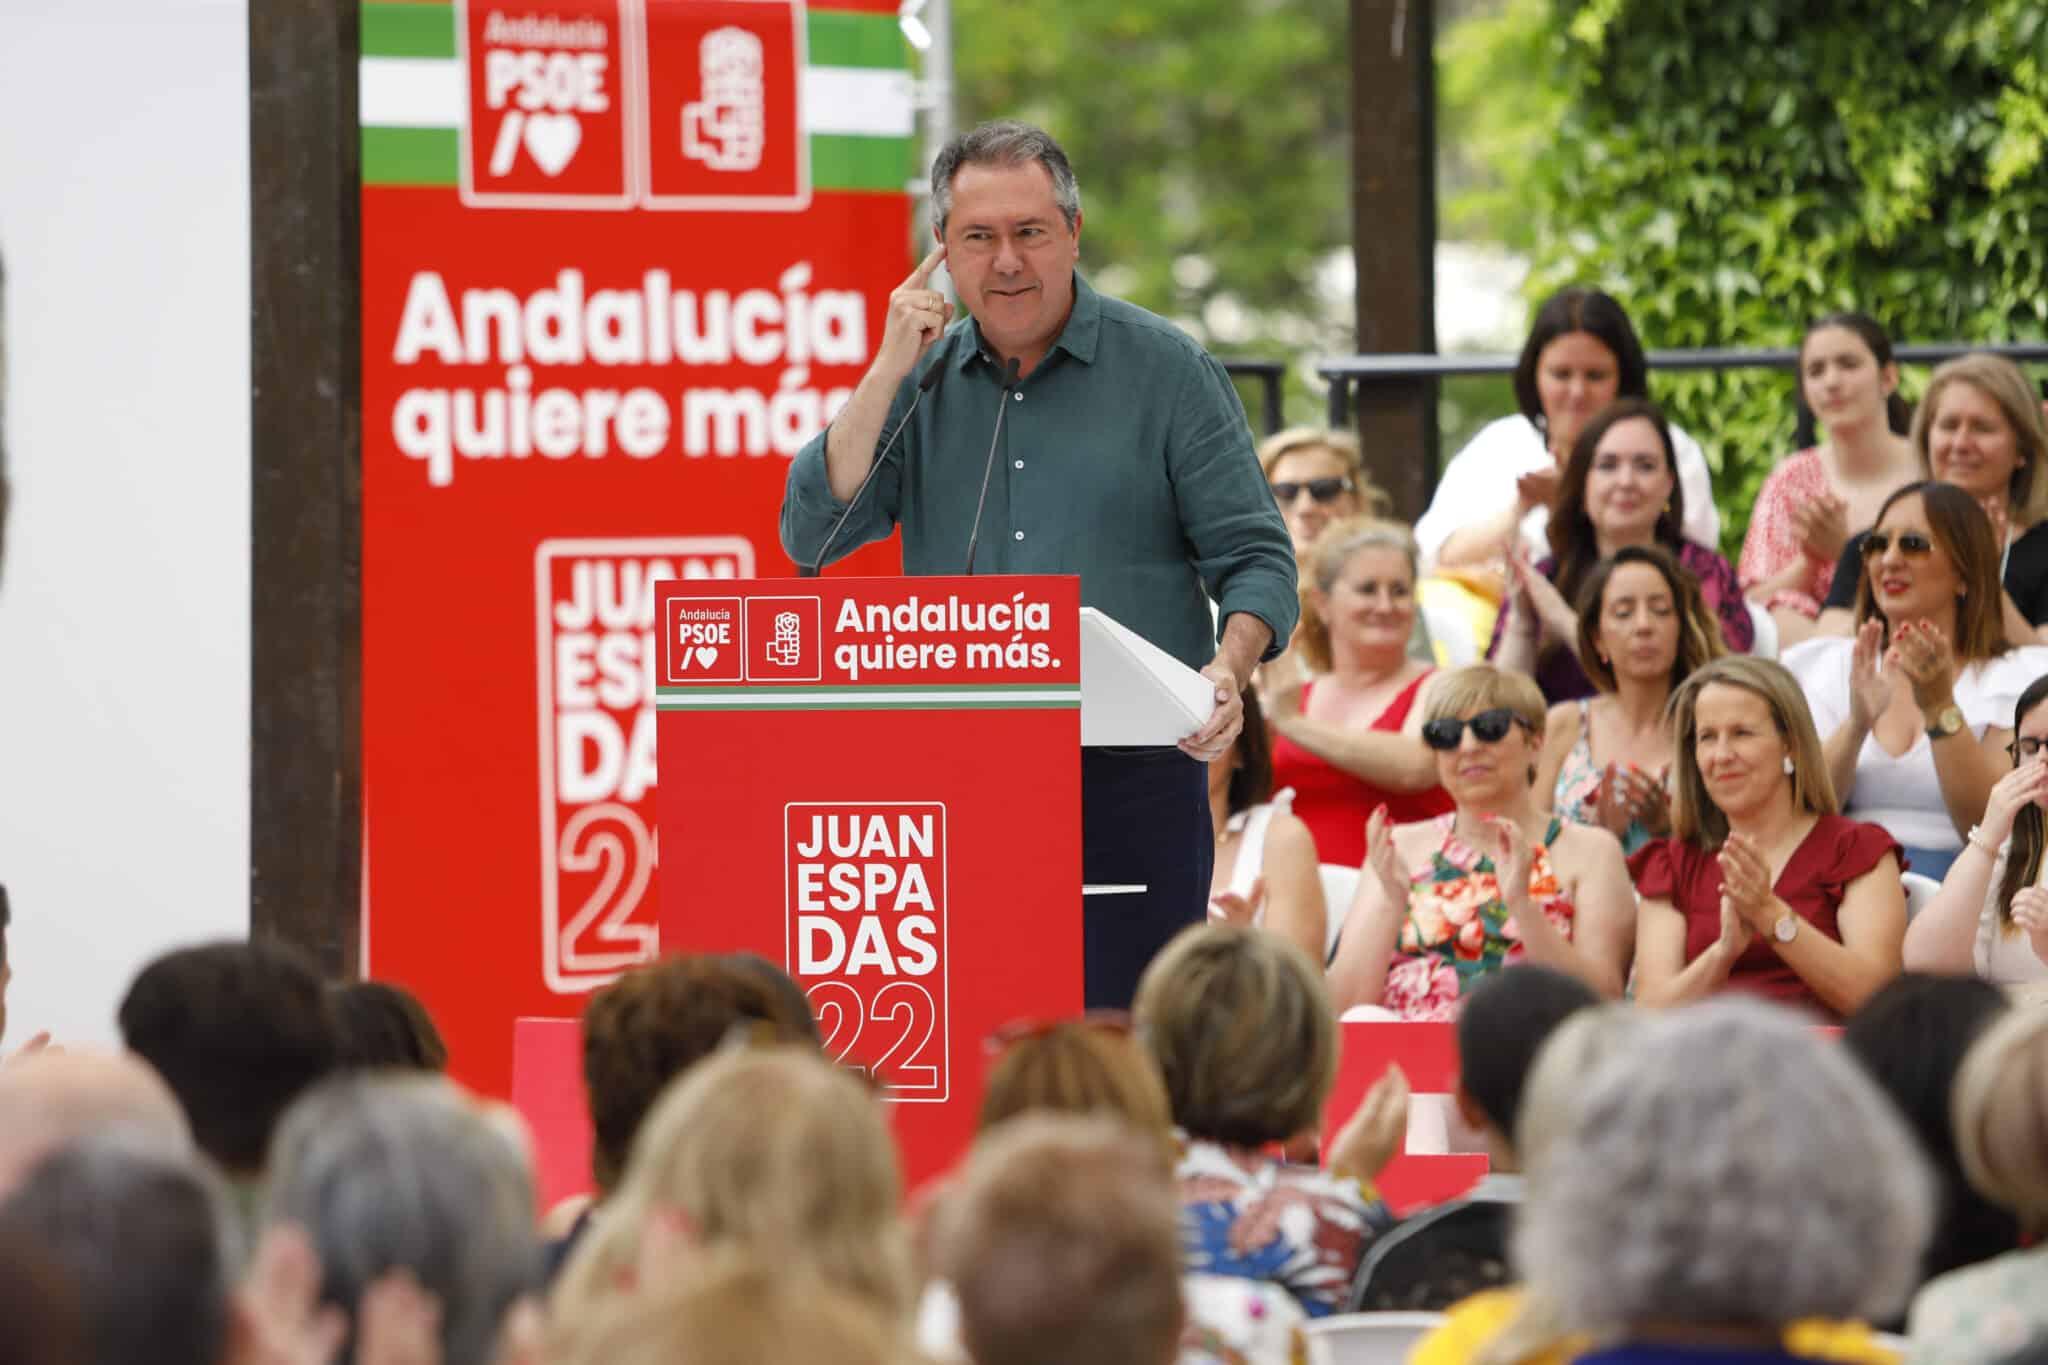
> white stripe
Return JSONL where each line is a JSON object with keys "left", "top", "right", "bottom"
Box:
{"left": 659, "top": 689, "right": 1076, "bottom": 707}
{"left": 801, "top": 67, "right": 914, "bottom": 138}
{"left": 360, "top": 56, "right": 464, "bottom": 128}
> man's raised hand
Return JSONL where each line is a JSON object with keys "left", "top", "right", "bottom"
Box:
{"left": 879, "top": 246, "right": 954, "bottom": 380}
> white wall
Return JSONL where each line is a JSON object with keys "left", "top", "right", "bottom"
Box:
{"left": 0, "top": 0, "right": 251, "bottom": 1047}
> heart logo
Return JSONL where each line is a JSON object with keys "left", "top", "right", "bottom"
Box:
{"left": 524, "top": 114, "right": 582, "bottom": 176}
{"left": 694, "top": 646, "right": 719, "bottom": 668}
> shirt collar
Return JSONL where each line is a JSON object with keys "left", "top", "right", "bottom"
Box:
{"left": 954, "top": 270, "right": 1100, "bottom": 372}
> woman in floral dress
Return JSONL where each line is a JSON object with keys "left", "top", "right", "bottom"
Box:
{"left": 1328, "top": 664, "right": 1637, "bottom": 1018}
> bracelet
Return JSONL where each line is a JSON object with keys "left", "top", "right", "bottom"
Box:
{"left": 1967, "top": 825, "right": 2001, "bottom": 858}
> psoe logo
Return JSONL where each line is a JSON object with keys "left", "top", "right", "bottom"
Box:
{"left": 681, "top": 27, "right": 765, "bottom": 171}
{"left": 745, "top": 595, "right": 821, "bottom": 681}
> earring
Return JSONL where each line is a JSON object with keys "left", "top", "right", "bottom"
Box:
{"left": 1782, "top": 756, "right": 1795, "bottom": 777}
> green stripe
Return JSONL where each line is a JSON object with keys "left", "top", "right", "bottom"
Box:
{"left": 362, "top": 126, "right": 460, "bottom": 184}
{"left": 812, "top": 134, "right": 912, "bottom": 192}
{"left": 362, "top": 2, "right": 456, "bottom": 58}
{"left": 805, "top": 10, "right": 906, "bottom": 69}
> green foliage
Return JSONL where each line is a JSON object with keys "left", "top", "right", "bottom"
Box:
{"left": 951, "top": 0, "right": 1352, "bottom": 423}
{"left": 1443, "top": 0, "right": 2048, "bottom": 555}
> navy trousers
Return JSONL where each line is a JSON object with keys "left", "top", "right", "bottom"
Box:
{"left": 1080, "top": 746, "right": 1214, "bottom": 1009}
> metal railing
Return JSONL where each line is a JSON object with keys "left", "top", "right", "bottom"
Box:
{"left": 1222, "top": 359, "right": 1288, "bottom": 437}
{"left": 1317, "top": 341, "right": 2048, "bottom": 494}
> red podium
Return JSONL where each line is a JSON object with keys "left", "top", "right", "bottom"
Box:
{"left": 653, "top": 575, "right": 1085, "bottom": 1182}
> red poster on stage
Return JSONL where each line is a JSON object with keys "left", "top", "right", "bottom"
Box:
{"left": 359, "top": 0, "right": 914, "bottom": 1101}
{"left": 655, "top": 576, "right": 1085, "bottom": 1180}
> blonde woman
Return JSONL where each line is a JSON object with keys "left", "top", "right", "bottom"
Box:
{"left": 1260, "top": 519, "right": 1452, "bottom": 868}
{"left": 1632, "top": 656, "right": 1906, "bottom": 1020}
{"left": 1327, "top": 664, "right": 1636, "bottom": 1017}
{"left": 549, "top": 1047, "right": 912, "bottom": 1343}
{"left": 1258, "top": 426, "right": 1385, "bottom": 560}
{"left": 1817, "top": 352, "right": 2048, "bottom": 646}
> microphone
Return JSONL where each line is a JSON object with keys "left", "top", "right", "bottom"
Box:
{"left": 800, "top": 363, "right": 945, "bottom": 577}
{"left": 963, "top": 356, "right": 1022, "bottom": 575}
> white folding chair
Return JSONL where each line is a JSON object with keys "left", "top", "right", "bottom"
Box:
{"left": 1302, "top": 1311, "right": 1447, "bottom": 1365}
{"left": 1746, "top": 598, "right": 1778, "bottom": 660}
{"left": 1901, "top": 871, "right": 1940, "bottom": 921}
{"left": 1320, "top": 863, "right": 1360, "bottom": 962}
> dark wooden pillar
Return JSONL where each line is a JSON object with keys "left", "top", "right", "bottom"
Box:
{"left": 249, "top": 0, "right": 362, "bottom": 974}
{"left": 1349, "top": 0, "right": 1438, "bottom": 520}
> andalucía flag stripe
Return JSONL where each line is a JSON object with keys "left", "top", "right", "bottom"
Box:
{"left": 358, "top": 2, "right": 915, "bottom": 190}
{"left": 655, "top": 684, "right": 1082, "bottom": 712}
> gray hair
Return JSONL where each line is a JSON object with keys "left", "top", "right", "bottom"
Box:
{"left": 1516, "top": 998, "right": 1935, "bottom": 1333}
{"left": 930, "top": 121, "right": 1081, "bottom": 237}
{"left": 263, "top": 1074, "right": 538, "bottom": 1365}
{"left": 0, "top": 1130, "right": 238, "bottom": 1365}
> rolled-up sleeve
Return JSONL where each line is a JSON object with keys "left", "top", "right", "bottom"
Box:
{"left": 1169, "top": 352, "right": 1299, "bottom": 659}
{"left": 777, "top": 386, "right": 913, "bottom": 570}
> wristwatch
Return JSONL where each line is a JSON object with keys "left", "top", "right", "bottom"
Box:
{"left": 1926, "top": 704, "right": 1966, "bottom": 741}
{"left": 1772, "top": 911, "right": 1800, "bottom": 944}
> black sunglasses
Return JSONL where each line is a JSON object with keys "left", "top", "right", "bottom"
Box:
{"left": 1271, "top": 476, "right": 1354, "bottom": 505}
{"left": 1860, "top": 531, "right": 1936, "bottom": 559}
{"left": 1421, "top": 707, "right": 1529, "bottom": 752}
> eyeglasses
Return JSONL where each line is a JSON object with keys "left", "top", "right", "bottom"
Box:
{"left": 2010, "top": 737, "right": 2048, "bottom": 762}
{"left": 1421, "top": 707, "right": 1531, "bottom": 752}
{"left": 984, "top": 1010, "right": 1133, "bottom": 1057}
{"left": 1270, "top": 477, "right": 1354, "bottom": 505}
{"left": 1860, "top": 531, "right": 1937, "bottom": 559}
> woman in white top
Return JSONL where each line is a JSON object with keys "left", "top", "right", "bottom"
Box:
{"left": 1413, "top": 287, "right": 1718, "bottom": 572}
{"left": 1206, "top": 688, "right": 1328, "bottom": 962}
{"left": 1784, "top": 481, "right": 2048, "bottom": 881}
{"left": 1904, "top": 672, "right": 2048, "bottom": 983}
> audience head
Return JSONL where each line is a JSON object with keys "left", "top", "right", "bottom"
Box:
{"left": 1800, "top": 312, "right": 1909, "bottom": 438}
{"left": 1851, "top": 480, "right": 2009, "bottom": 659}
{"left": 1258, "top": 427, "right": 1384, "bottom": 557}
{"left": 1667, "top": 655, "right": 1837, "bottom": 846}
{"left": 1952, "top": 1004, "right": 2048, "bottom": 1231}
{"left": 1512, "top": 1003, "right": 1645, "bottom": 1167}
{"left": 554, "top": 1046, "right": 910, "bottom": 1329}
{"left": 116, "top": 939, "right": 340, "bottom": 1178}
{"left": 1212, "top": 687, "right": 1276, "bottom": 819}
{"left": 1547, "top": 398, "right": 1686, "bottom": 593}
{"left": 0, "top": 1231, "right": 85, "bottom": 1365}
{"left": 329, "top": 979, "right": 448, "bottom": 1071}
{"left": 0, "top": 1047, "right": 191, "bottom": 1197}
{"left": 1133, "top": 923, "right": 1335, "bottom": 1148}
{"left": 1914, "top": 352, "right": 2048, "bottom": 526}
{"left": 553, "top": 1250, "right": 906, "bottom": 1365}
{"left": 1420, "top": 663, "right": 1548, "bottom": 806}
{"left": 936, "top": 1115, "right": 1183, "bottom": 1365}
{"left": 581, "top": 951, "right": 821, "bottom": 1195}
{"left": 1453, "top": 965, "right": 1600, "bottom": 1167}
{"left": 1517, "top": 998, "right": 1935, "bottom": 1337}
{"left": 1513, "top": 286, "right": 1650, "bottom": 452}
{"left": 0, "top": 1131, "right": 239, "bottom": 1365}
{"left": 1997, "top": 673, "right": 2048, "bottom": 919}
{"left": 1296, "top": 516, "right": 1420, "bottom": 674}
{"left": 264, "top": 1073, "right": 540, "bottom": 1365}
{"left": 979, "top": 1014, "right": 1173, "bottom": 1155}
{"left": 1575, "top": 544, "right": 1724, "bottom": 695}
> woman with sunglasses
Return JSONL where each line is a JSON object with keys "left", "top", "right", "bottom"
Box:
{"left": 1326, "top": 664, "right": 1635, "bottom": 1018}
{"left": 1414, "top": 287, "right": 1718, "bottom": 573}
{"left": 1904, "top": 673, "right": 2048, "bottom": 984}
{"left": 1531, "top": 545, "right": 1727, "bottom": 856}
{"left": 1491, "top": 398, "right": 1750, "bottom": 704}
{"left": 1261, "top": 519, "right": 1453, "bottom": 869}
{"left": 1632, "top": 656, "right": 1905, "bottom": 1020}
{"left": 1259, "top": 427, "right": 1384, "bottom": 561}
{"left": 1816, "top": 353, "right": 2048, "bottom": 645}
{"left": 1784, "top": 482, "right": 2048, "bottom": 880}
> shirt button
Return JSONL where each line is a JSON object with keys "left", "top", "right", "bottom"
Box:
{"left": 1014, "top": 459, "right": 1025, "bottom": 469}
{"left": 1012, "top": 392, "right": 1023, "bottom": 402}
{"left": 1013, "top": 531, "right": 1025, "bottom": 541}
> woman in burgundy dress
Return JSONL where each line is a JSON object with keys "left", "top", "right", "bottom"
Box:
{"left": 1631, "top": 656, "right": 1907, "bottom": 1021}
{"left": 1259, "top": 518, "right": 1452, "bottom": 868}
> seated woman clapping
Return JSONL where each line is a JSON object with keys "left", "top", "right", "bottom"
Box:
{"left": 1531, "top": 545, "right": 1726, "bottom": 856}
{"left": 1491, "top": 399, "right": 1750, "bottom": 704}
{"left": 1327, "top": 664, "right": 1636, "bottom": 1018}
{"left": 1904, "top": 673, "right": 2048, "bottom": 984}
{"left": 1632, "top": 656, "right": 1906, "bottom": 1020}
{"left": 1783, "top": 481, "right": 2048, "bottom": 880}
{"left": 1206, "top": 689, "right": 1329, "bottom": 962}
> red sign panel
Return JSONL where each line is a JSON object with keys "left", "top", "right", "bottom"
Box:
{"left": 640, "top": 0, "right": 809, "bottom": 209}
{"left": 460, "top": 0, "right": 635, "bottom": 207}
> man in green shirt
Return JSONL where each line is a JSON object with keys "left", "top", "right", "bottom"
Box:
{"left": 780, "top": 121, "right": 1298, "bottom": 1006}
